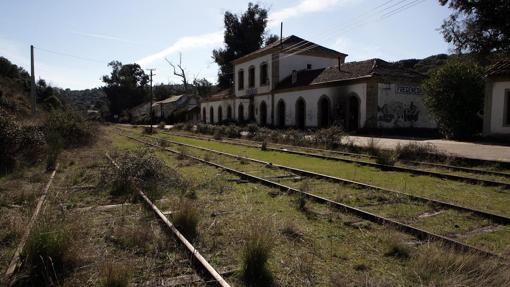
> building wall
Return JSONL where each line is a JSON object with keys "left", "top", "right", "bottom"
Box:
{"left": 487, "top": 81, "right": 510, "bottom": 134}
{"left": 376, "top": 82, "right": 436, "bottom": 129}
{"left": 279, "top": 54, "right": 338, "bottom": 81}
{"left": 253, "top": 94, "right": 273, "bottom": 125}
{"left": 274, "top": 83, "right": 367, "bottom": 128}
{"left": 200, "top": 99, "right": 235, "bottom": 123}
{"left": 234, "top": 54, "right": 273, "bottom": 98}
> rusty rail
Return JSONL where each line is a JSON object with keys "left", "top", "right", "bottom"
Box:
{"left": 105, "top": 153, "right": 231, "bottom": 287}
{"left": 120, "top": 133, "right": 506, "bottom": 259}
{"left": 4, "top": 164, "right": 59, "bottom": 286}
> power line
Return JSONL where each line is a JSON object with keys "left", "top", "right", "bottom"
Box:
{"left": 35, "top": 46, "right": 107, "bottom": 64}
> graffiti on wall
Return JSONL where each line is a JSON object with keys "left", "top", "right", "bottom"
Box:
{"left": 377, "top": 101, "right": 419, "bottom": 127}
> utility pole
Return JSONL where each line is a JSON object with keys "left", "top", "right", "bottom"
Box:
{"left": 146, "top": 69, "right": 156, "bottom": 133}
{"left": 30, "top": 45, "right": 36, "bottom": 115}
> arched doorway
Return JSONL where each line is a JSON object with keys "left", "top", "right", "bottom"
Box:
{"left": 227, "top": 105, "right": 232, "bottom": 121}
{"left": 295, "top": 97, "right": 306, "bottom": 129}
{"left": 238, "top": 104, "right": 244, "bottom": 123}
{"left": 202, "top": 107, "right": 206, "bottom": 122}
{"left": 259, "top": 101, "right": 267, "bottom": 126}
{"left": 277, "top": 100, "right": 285, "bottom": 128}
{"left": 209, "top": 106, "right": 214, "bottom": 123}
{"left": 248, "top": 103, "right": 255, "bottom": 122}
{"left": 348, "top": 95, "right": 360, "bottom": 131}
{"left": 318, "top": 96, "right": 331, "bottom": 128}
{"left": 218, "top": 106, "right": 223, "bottom": 123}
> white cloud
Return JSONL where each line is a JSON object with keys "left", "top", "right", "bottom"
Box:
{"left": 71, "top": 30, "right": 138, "bottom": 45}
{"left": 136, "top": 0, "right": 355, "bottom": 66}
{"left": 136, "top": 31, "right": 223, "bottom": 66}
{"left": 268, "top": 0, "right": 354, "bottom": 27}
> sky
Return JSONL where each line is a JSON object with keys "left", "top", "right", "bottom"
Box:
{"left": 0, "top": 0, "right": 452, "bottom": 90}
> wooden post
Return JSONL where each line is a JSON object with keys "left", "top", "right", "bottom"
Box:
{"left": 30, "top": 45, "right": 36, "bottom": 115}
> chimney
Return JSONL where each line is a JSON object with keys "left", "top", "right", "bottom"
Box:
{"left": 291, "top": 70, "right": 297, "bottom": 85}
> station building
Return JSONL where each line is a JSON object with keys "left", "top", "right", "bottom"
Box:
{"left": 201, "top": 35, "right": 436, "bottom": 131}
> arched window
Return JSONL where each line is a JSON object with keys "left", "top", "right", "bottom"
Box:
{"left": 248, "top": 65, "right": 255, "bottom": 88}
{"left": 227, "top": 105, "right": 232, "bottom": 121}
{"left": 277, "top": 99, "right": 285, "bottom": 128}
{"left": 238, "top": 69, "right": 244, "bottom": 90}
{"left": 202, "top": 107, "right": 206, "bottom": 122}
{"left": 295, "top": 97, "right": 306, "bottom": 129}
{"left": 218, "top": 106, "right": 223, "bottom": 123}
{"left": 260, "top": 62, "right": 268, "bottom": 86}
{"left": 209, "top": 106, "right": 214, "bottom": 123}
{"left": 259, "top": 101, "right": 267, "bottom": 126}
{"left": 238, "top": 104, "right": 245, "bottom": 122}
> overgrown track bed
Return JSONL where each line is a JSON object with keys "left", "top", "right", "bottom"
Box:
{"left": 165, "top": 131, "right": 510, "bottom": 187}
{"left": 105, "top": 153, "right": 231, "bottom": 287}
{"left": 119, "top": 130, "right": 510, "bottom": 258}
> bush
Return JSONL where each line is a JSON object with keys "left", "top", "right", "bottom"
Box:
{"left": 142, "top": 126, "right": 157, "bottom": 134}
{"left": 314, "top": 126, "right": 343, "bottom": 149}
{"left": 103, "top": 148, "right": 182, "bottom": 199}
{"left": 422, "top": 60, "right": 484, "bottom": 139}
{"left": 383, "top": 236, "right": 411, "bottom": 259}
{"left": 225, "top": 125, "right": 241, "bottom": 138}
{"left": 43, "top": 110, "right": 96, "bottom": 148}
{"left": 172, "top": 200, "right": 200, "bottom": 240}
{"left": 395, "top": 142, "right": 446, "bottom": 162}
{"left": 375, "top": 150, "right": 398, "bottom": 166}
{"left": 241, "top": 221, "right": 274, "bottom": 287}
{"left": 0, "top": 109, "right": 45, "bottom": 174}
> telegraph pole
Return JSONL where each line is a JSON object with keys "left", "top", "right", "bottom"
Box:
{"left": 30, "top": 45, "right": 36, "bottom": 115}
{"left": 146, "top": 69, "right": 156, "bottom": 133}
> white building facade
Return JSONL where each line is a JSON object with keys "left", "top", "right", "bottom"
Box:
{"left": 201, "top": 35, "right": 436, "bottom": 131}
{"left": 483, "top": 60, "right": 510, "bottom": 136}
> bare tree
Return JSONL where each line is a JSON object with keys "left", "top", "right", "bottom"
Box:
{"left": 165, "top": 53, "right": 188, "bottom": 92}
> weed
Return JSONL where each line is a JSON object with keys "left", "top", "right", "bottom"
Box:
{"left": 280, "top": 222, "right": 303, "bottom": 241}
{"left": 100, "top": 262, "right": 130, "bottom": 287}
{"left": 260, "top": 140, "right": 268, "bottom": 151}
{"left": 157, "top": 122, "right": 165, "bottom": 129}
{"left": 22, "top": 220, "right": 77, "bottom": 285}
{"left": 395, "top": 142, "right": 446, "bottom": 162}
{"left": 374, "top": 150, "right": 398, "bottom": 166}
{"left": 383, "top": 235, "right": 411, "bottom": 259}
{"left": 176, "top": 146, "right": 188, "bottom": 160}
{"left": 172, "top": 200, "right": 200, "bottom": 240}
{"left": 315, "top": 126, "right": 343, "bottom": 149}
{"left": 241, "top": 220, "right": 274, "bottom": 287}
{"left": 213, "top": 128, "right": 223, "bottom": 140}
{"left": 366, "top": 138, "right": 381, "bottom": 156}
{"left": 158, "top": 138, "right": 169, "bottom": 147}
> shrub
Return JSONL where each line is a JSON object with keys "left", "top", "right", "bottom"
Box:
{"left": 43, "top": 109, "right": 96, "bottom": 148}
{"left": 395, "top": 142, "right": 446, "bottom": 162}
{"left": 172, "top": 200, "right": 200, "bottom": 240}
{"left": 142, "top": 126, "right": 157, "bottom": 134}
{"left": 100, "top": 262, "right": 130, "bottom": 287}
{"left": 246, "top": 123, "right": 259, "bottom": 137}
{"left": 375, "top": 150, "right": 398, "bottom": 166}
{"left": 383, "top": 236, "right": 411, "bottom": 259}
{"left": 241, "top": 221, "right": 274, "bottom": 287}
{"left": 366, "top": 138, "right": 381, "bottom": 156}
{"left": 260, "top": 140, "right": 268, "bottom": 151}
{"left": 225, "top": 125, "right": 241, "bottom": 138}
{"left": 157, "top": 122, "right": 165, "bottom": 129}
{"left": 213, "top": 127, "right": 223, "bottom": 140}
{"left": 314, "top": 126, "right": 343, "bottom": 149}
{"left": 422, "top": 60, "right": 484, "bottom": 139}
{"left": 103, "top": 148, "right": 182, "bottom": 199}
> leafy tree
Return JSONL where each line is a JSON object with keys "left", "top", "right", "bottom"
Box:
{"left": 265, "top": 34, "right": 280, "bottom": 46}
{"left": 193, "top": 78, "right": 212, "bottom": 98}
{"left": 102, "top": 61, "right": 148, "bottom": 116}
{"left": 422, "top": 60, "right": 485, "bottom": 139}
{"left": 439, "top": 0, "right": 510, "bottom": 56}
{"left": 212, "top": 3, "right": 271, "bottom": 88}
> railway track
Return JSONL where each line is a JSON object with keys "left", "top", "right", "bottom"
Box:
{"left": 119, "top": 130, "right": 510, "bottom": 259}
{"left": 105, "top": 153, "right": 231, "bottom": 287}
{"left": 3, "top": 165, "right": 59, "bottom": 286}
{"left": 163, "top": 131, "right": 510, "bottom": 188}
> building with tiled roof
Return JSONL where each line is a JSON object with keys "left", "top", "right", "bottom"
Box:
{"left": 484, "top": 59, "right": 510, "bottom": 136}
{"left": 201, "top": 35, "right": 436, "bottom": 130}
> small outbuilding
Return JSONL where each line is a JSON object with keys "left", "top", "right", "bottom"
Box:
{"left": 483, "top": 60, "right": 510, "bottom": 136}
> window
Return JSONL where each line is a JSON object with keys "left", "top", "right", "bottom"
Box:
{"left": 505, "top": 90, "right": 510, "bottom": 126}
{"left": 238, "top": 69, "right": 244, "bottom": 90}
{"left": 307, "top": 64, "right": 312, "bottom": 70}
{"left": 260, "top": 63, "right": 268, "bottom": 86}
{"left": 248, "top": 66, "right": 255, "bottom": 87}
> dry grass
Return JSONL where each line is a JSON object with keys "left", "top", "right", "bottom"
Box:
{"left": 409, "top": 244, "right": 510, "bottom": 286}
{"left": 99, "top": 262, "right": 130, "bottom": 287}
{"left": 171, "top": 199, "right": 200, "bottom": 241}
{"left": 241, "top": 218, "right": 275, "bottom": 287}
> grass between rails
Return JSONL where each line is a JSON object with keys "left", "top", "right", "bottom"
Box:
{"left": 118, "top": 127, "right": 510, "bottom": 255}
{"left": 112, "top": 126, "right": 510, "bottom": 286}
{"left": 142, "top": 129, "right": 510, "bottom": 218}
